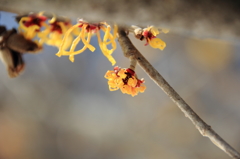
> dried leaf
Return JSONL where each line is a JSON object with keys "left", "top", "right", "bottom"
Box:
{"left": 0, "top": 26, "right": 7, "bottom": 35}
{"left": 7, "top": 32, "right": 42, "bottom": 53}
{"left": 0, "top": 47, "right": 25, "bottom": 78}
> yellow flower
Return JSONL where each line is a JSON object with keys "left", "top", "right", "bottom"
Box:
{"left": 142, "top": 26, "right": 166, "bottom": 50}
{"left": 38, "top": 16, "right": 73, "bottom": 49}
{"left": 56, "top": 19, "right": 117, "bottom": 65}
{"left": 105, "top": 66, "right": 146, "bottom": 97}
{"left": 56, "top": 22, "right": 95, "bottom": 62}
{"left": 18, "top": 12, "right": 73, "bottom": 50}
{"left": 18, "top": 12, "right": 47, "bottom": 40}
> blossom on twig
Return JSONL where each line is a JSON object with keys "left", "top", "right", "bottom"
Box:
{"left": 18, "top": 12, "right": 47, "bottom": 40}
{"left": 105, "top": 66, "right": 146, "bottom": 96}
{"left": 18, "top": 12, "right": 73, "bottom": 49}
{"left": 132, "top": 25, "right": 167, "bottom": 51}
{"left": 56, "top": 19, "right": 117, "bottom": 65}
{"left": 38, "top": 16, "right": 73, "bottom": 49}
{"left": 142, "top": 26, "right": 166, "bottom": 50}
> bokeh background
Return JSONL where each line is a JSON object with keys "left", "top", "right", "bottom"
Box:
{"left": 0, "top": 11, "right": 240, "bottom": 159}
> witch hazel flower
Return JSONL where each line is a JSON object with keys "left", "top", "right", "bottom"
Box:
{"left": 18, "top": 12, "right": 73, "bottom": 49}
{"left": 56, "top": 19, "right": 117, "bottom": 65}
{"left": 18, "top": 12, "right": 47, "bottom": 40}
{"left": 37, "top": 16, "right": 73, "bottom": 49}
{"left": 105, "top": 66, "right": 146, "bottom": 97}
{"left": 142, "top": 26, "right": 167, "bottom": 50}
{"left": 133, "top": 25, "right": 168, "bottom": 51}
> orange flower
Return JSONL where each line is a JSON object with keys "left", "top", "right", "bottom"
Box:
{"left": 105, "top": 66, "right": 146, "bottom": 97}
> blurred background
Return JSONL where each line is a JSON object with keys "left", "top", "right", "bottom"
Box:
{"left": 0, "top": 11, "right": 240, "bottom": 159}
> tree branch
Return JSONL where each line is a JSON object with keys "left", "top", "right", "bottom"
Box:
{"left": 1, "top": 0, "right": 240, "bottom": 40}
{"left": 117, "top": 27, "right": 240, "bottom": 159}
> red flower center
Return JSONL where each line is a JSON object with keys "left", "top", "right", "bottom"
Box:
{"left": 78, "top": 23, "right": 102, "bottom": 32}
{"left": 23, "top": 15, "right": 47, "bottom": 28}
{"left": 50, "top": 21, "right": 62, "bottom": 34}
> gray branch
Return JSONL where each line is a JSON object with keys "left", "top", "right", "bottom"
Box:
{"left": 117, "top": 27, "right": 240, "bottom": 159}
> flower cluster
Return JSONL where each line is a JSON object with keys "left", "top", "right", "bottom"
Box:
{"left": 18, "top": 13, "right": 118, "bottom": 65}
{"left": 18, "top": 12, "right": 72, "bottom": 49}
{"left": 16, "top": 13, "right": 170, "bottom": 96}
{"left": 105, "top": 66, "right": 146, "bottom": 97}
{"left": 56, "top": 19, "right": 117, "bottom": 65}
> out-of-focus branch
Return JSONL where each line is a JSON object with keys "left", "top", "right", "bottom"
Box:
{"left": 117, "top": 26, "right": 240, "bottom": 159}
{"left": 1, "top": 0, "right": 240, "bottom": 40}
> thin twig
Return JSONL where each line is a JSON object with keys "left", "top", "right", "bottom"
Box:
{"left": 117, "top": 26, "right": 240, "bottom": 159}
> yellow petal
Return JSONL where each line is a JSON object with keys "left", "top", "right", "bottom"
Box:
{"left": 138, "top": 84, "right": 146, "bottom": 93}
{"left": 38, "top": 11, "right": 45, "bottom": 16}
{"left": 149, "top": 38, "right": 166, "bottom": 50}
{"left": 128, "top": 77, "right": 137, "bottom": 87}
{"left": 61, "top": 34, "right": 73, "bottom": 50}
{"left": 130, "top": 88, "right": 138, "bottom": 97}
{"left": 48, "top": 13, "right": 57, "bottom": 24}
{"left": 56, "top": 24, "right": 95, "bottom": 62}
{"left": 96, "top": 31, "right": 116, "bottom": 65}
{"left": 18, "top": 17, "right": 31, "bottom": 31}
{"left": 81, "top": 28, "right": 95, "bottom": 52}
{"left": 104, "top": 71, "right": 116, "bottom": 79}
{"left": 118, "top": 69, "right": 127, "bottom": 78}
{"left": 69, "top": 29, "right": 84, "bottom": 52}
{"left": 38, "top": 29, "right": 51, "bottom": 45}
{"left": 101, "top": 25, "right": 117, "bottom": 55}
{"left": 109, "top": 87, "right": 119, "bottom": 91}
{"left": 55, "top": 52, "right": 62, "bottom": 57}
{"left": 56, "top": 23, "right": 79, "bottom": 56}
{"left": 69, "top": 55, "right": 75, "bottom": 62}
{"left": 150, "top": 26, "right": 159, "bottom": 36}
{"left": 26, "top": 25, "right": 40, "bottom": 39}
{"left": 64, "top": 31, "right": 93, "bottom": 62}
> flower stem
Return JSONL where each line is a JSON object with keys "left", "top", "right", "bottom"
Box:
{"left": 129, "top": 57, "right": 137, "bottom": 71}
